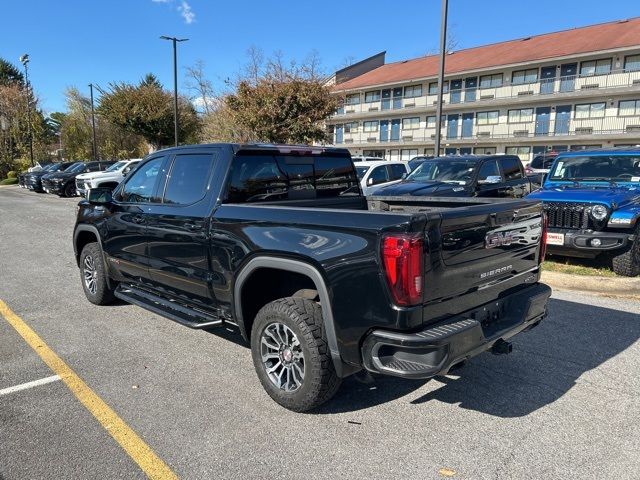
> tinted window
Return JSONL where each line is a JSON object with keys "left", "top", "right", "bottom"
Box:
{"left": 500, "top": 157, "right": 523, "bottom": 180}
{"left": 478, "top": 160, "right": 500, "bottom": 181}
{"left": 355, "top": 166, "right": 370, "bottom": 179}
{"left": 389, "top": 164, "right": 406, "bottom": 180}
{"left": 117, "top": 157, "right": 164, "bottom": 203}
{"left": 226, "top": 155, "right": 287, "bottom": 203}
{"left": 530, "top": 155, "right": 557, "bottom": 169}
{"left": 225, "top": 154, "right": 359, "bottom": 203}
{"left": 314, "top": 156, "right": 359, "bottom": 198}
{"left": 369, "top": 166, "right": 388, "bottom": 185}
{"left": 163, "top": 154, "right": 216, "bottom": 205}
{"left": 86, "top": 163, "right": 100, "bottom": 172}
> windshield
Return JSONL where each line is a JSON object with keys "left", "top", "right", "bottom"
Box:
{"left": 44, "top": 163, "right": 60, "bottom": 172}
{"left": 65, "top": 162, "right": 86, "bottom": 173}
{"left": 549, "top": 155, "right": 640, "bottom": 182}
{"left": 355, "top": 166, "right": 370, "bottom": 179}
{"left": 407, "top": 159, "right": 477, "bottom": 185}
{"left": 105, "top": 161, "right": 126, "bottom": 172}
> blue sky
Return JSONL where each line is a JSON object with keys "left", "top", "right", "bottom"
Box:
{"left": 1, "top": 0, "right": 638, "bottom": 113}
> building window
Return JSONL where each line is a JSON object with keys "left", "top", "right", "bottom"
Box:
{"left": 403, "top": 85, "right": 423, "bottom": 98}
{"left": 624, "top": 54, "right": 640, "bottom": 72}
{"left": 511, "top": 68, "right": 538, "bottom": 85}
{"left": 401, "top": 149, "right": 418, "bottom": 161}
{"left": 575, "top": 103, "right": 606, "bottom": 119}
{"left": 580, "top": 59, "right": 612, "bottom": 76}
{"left": 619, "top": 100, "right": 640, "bottom": 116}
{"left": 477, "top": 111, "right": 500, "bottom": 125}
{"left": 364, "top": 90, "right": 381, "bottom": 102}
{"left": 479, "top": 74, "right": 503, "bottom": 88}
{"left": 505, "top": 146, "right": 531, "bottom": 162}
{"left": 345, "top": 94, "right": 360, "bottom": 105}
{"left": 402, "top": 117, "right": 420, "bottom": 130}
{"left": 426, "top": 116, "right": 436, "bottom": 128}
{"left": 428, "top": 81, "right": 448, "bottom": 94}
{"left": 507, "top": 108, "right": 534, "bottom": 123}
{"left": 344, "top": 122, "right": 359, "bottom": 133}
{"left": 363, "top": 121, "right": 379, "bottom": 132}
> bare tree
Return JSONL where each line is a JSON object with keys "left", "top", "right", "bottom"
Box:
{"left": 185, "top": 60, "right": 215, "bottom": 115}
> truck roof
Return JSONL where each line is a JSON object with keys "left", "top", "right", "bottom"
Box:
{"left": 153, "top": 143, "right": 352, "bottom": 156}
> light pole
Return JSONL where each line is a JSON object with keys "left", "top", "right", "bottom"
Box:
{"left": 19, "top": 53, "right": 34, "bottom": 167}
{"left": 433, "top": 0, "right": 448, "bottom": 157}
{"left": 89, "top": 83, "right": 98, "bottom": 161}
{"left": 160, "top": 36, "right": 188, "bottom": 147}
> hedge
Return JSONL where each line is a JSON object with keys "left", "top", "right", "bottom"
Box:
{"left": 0, "top": 177, "right": 18, "bottom": 185}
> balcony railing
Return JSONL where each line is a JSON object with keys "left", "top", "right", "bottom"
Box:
{"left": 335, "top": 116, "right": 640, "bottom": 145}
{"left": 334, "top": 69, "right": 640, "bottom": 116}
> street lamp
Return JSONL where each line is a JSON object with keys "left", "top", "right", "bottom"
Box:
{"left": 433, "top": 0, "right": 448, "bottom": 157}
{"left": 160, "top": 36, "right": 188, "bottom": 147}
{"left": 88, "top": 83, "right": 98, "bottom": 161}
{"left": 19, "top": 53, "right": 34, "bottom": 167}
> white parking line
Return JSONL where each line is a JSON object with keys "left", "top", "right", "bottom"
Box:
{"left": 0, "top": 374, "right": 61, "bottom": 396}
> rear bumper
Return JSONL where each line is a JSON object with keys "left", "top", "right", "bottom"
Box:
{"left": 547, "top": 228, "right": 634, "bottom": 256}
{"left": 361, "top": 283, "right": 551, "bottom": 379}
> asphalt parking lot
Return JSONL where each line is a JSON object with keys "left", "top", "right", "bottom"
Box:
{"left": 1, "top": 184, "right": 639, "bottom": 480}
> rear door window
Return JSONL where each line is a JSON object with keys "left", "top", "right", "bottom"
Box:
{"left": 388, "top": 163, "right": 406, "bottom": 180}
{"left": 162, "top": 153, "right": 217, "bottom": 205}
{"left": 500, "top": 157, "right": 523, "bottom": 180}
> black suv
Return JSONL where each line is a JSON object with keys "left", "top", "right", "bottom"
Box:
{"left": 42, "top": 161, "right": 115, "bottom": 197}
{"left": 73, "top": 144, "right": 550, "bottom": 411}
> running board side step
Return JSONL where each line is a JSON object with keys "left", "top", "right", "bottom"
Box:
{"left": 115, "top": 284, "right": 224, "bottom": 329}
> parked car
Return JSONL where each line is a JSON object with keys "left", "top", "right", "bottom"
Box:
{"left": 408, "top": 155, "right": 435, "bottom": 171}
{"left": 42, "top": 161, "right": 115, "bottom": 197}
{"left": 73, "top": 143, "right": 550, "bottom": 412}
{"left": 354, "top": 160, "right": 410, "bottom": 195}
{"left": 27, "top": 161, "right": 52, "bottom": 173}
{"left": 527, "top": 147, "right": 640, "bottom": 276}
{"left": 75, "top": 159, "right": 141, "bottom": 197}
{"left": 525, "top": 153, "right": 558, "bottom": 176}
{"left": 373, "top": 155, "right": 538, "bottom": 198}
{"left": 23, "top": 162, "right": 75, "bottom": 192}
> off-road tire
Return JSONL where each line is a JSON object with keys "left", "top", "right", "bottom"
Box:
{"left": 80, "top": 242, "right": 116, "bottom": 305}
{"left": 250, "top": 297, "right": 341, "bottom": 412}
{"left": 611, "top": 225, "right": 640, "bottom": 277}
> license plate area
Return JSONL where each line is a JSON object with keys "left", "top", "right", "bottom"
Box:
{"left": 546, "top": 232, "right": 565, "bottom": 246}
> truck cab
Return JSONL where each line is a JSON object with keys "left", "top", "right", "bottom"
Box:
{"left": 528, "top": 148, "right": 640, "bottom": 276}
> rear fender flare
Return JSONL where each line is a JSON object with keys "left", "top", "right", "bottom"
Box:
{"left": 233, "top": 256, "right": 346, "bottom": 377}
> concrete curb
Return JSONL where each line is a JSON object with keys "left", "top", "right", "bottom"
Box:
{"left": 541, "top": 270, "right": 640, "bottom": 300}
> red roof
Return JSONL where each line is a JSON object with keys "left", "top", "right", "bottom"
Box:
{"left": 335, "top": 18, "right": 640, "bottom": 91}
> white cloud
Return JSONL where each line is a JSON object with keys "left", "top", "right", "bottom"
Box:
{"left": 178, "top": 1, "right": 195, "bottom": 24}
{"left": 151, "top": 0, "right": 196, "bottom": 24}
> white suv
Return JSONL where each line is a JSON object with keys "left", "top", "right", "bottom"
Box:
{"left": 75, "top": 159, "right": 141, "bottom": 197}
{"left": 353, "top": 160, "right": 410, "bottom": 195}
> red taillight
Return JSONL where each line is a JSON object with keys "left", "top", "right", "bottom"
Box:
{"left": 381, "top": 235, "right": 424, "bottom": 306}
{"left": 539, "top": 211, "right": 548, "bottom": 263}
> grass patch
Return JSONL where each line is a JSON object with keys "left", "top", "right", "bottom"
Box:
{"left": 543, "top": 256, "right": 616, "bottom": 277}
{"left": 0, "top": 177, "right": 18, "bottom": 185}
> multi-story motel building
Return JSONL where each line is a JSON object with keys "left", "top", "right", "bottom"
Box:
{"left": 327, "top": 17, "right": 640, "bottom": 164}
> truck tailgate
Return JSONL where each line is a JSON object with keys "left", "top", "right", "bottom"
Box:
{"left": 426, "top": 199, "right": 543, "bottom": 309}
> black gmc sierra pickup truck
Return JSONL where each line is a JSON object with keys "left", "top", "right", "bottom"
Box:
{"left": 73, "top": 144, "right": 551, "bottom": 412}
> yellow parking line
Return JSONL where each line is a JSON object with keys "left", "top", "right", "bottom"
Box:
{"left": 0, "top": 299, "right": 178, "bottom": 480}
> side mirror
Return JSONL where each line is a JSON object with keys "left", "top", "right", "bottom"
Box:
{"left": 87, "top": 187, "right": 113, "bottom": 205}
{"left": 479, "top": 175, "right": 501, "bottom": 185}
{"left": 367, "top": 178, "right": 374, "bottom": 186}
{"left": 401, "top": 172, "right": 408, "bottom": 180}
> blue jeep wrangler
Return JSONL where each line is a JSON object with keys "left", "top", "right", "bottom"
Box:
{"left": 528, "top": 148, "right": 640, "bottom": 276}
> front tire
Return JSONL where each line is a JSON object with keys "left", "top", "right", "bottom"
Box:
{"left": 250, "top": 297, "right": 341, "bottom": 412}
{"left": 80, "top": 242, "right": 116, "bottom": 305}
{"left": 611, "top": 225, "right": 640, "bottom": 277}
